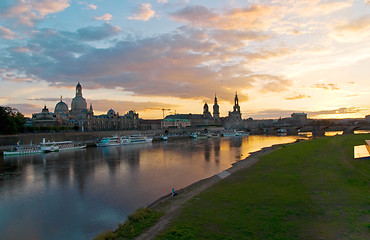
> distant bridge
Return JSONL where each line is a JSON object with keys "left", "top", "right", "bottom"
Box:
{"left": 251, "top": 123, "right": 370, "bottom": 137}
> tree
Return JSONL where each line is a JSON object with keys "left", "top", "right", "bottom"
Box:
{"left": 0, "top": 106, "right": 26, "bottom": 134}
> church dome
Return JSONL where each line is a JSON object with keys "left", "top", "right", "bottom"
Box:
{"left": 55, "top": 99, "right": 68, "bottom": 114}
{"left": 71, "top": 96, "right": 87, "bottom": 111}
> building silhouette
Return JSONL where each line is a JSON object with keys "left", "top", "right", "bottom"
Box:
{"left": 32, "top": 82, "right": 139, "bottom": 131}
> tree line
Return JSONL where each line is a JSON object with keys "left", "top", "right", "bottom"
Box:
{"left": 0, "top": 106, "right": 25, "bottom": 134}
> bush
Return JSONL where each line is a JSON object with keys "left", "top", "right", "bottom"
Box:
{"left": 94, "top": 208, "right": 163, "bottom": 240}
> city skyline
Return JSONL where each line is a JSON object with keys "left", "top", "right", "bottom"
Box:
{"left": 1, "top": 0, "right": 370, "bottom": 119}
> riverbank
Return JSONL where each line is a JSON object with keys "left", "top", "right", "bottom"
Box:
{"left": 96, "top": 134, "right": 369, "bottom": 239}
{"left": 138, "top": 141, "right": 289, "bottom": 240}
{"left": 155, "top": 134, "right": 369, "bottom": 239}
{"left": 95, "top": 139, "right": 302, "bottom": 240}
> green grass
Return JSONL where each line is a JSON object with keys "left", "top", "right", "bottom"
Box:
{"left": 156, "top": 134, "right": 370, "bottom": 239}
{"left": 94, "top": 208, "right": 163, "bottom": 240}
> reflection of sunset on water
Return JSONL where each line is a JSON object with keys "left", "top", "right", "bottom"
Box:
{"left": 0, "top": 136, "right": 299, "bottom": 239}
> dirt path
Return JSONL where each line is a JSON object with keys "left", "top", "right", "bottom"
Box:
{"left": 135, "top": 144, "right": 285, "bottom": 240}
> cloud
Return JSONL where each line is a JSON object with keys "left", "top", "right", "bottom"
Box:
{"left": 248, "top": 74, "right": 292, "bottom": 93}
{"left": 94, "top": 13, "right": 112, "bottom": 21}
{"left": 170, "top": 4, "right": 278, "bottom": 31}
{"left": 312, "top": 83, "right": 339, "bottom": 90}
{"left": 76, "top": 23, "right": 121, "bottom": 41}
{"left": 128, "top": 3, "right": 155, "bottom": 21}
{"left": 91, "top": 99, "right": 177, "bottom": 114}
{"left": 25, "top": 97, "right": 178, "bottom": 116}
{"left": 291, "top": 0, "right": 353, "bottom": 17}
{"left": 335, "top": 15, "right": 370, "bottom": 32}
{"left": 87, "top": 4, "right": 97, "bottom": 10}
{"left": 8, "top": 103, "right": 43, "bottom": 116}
{"left": 11, "top": 47, "right": 31, "bottom": 53}
{"left": 0, "top": 26, "right": 18, "bottom": 39}
{"left": 1, "top": 23, "right": 292, "bottom": 103}
{"left": 245, "top": 47, "right": 295, "bottom": 62}
{"left": 309, "top": 107, "right": 364, "bottom": 117}
{"left": 0, "top": 0, "right": 70, "bottom": 26}
{"left": 285, "top": 94, "right": 311, "bottom": 100}
{"left": 246, "top": 109, "right": 299, "bottom": 119}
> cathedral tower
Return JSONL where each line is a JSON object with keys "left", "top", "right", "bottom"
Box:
{"left": 228, "top": 92, "right": 242, "bottom": 121}
{"left": 233, "top": 92, "right": 240, "bottom": 113}
{"left": 213, "top": 94, "right": 220, "bottom": 119}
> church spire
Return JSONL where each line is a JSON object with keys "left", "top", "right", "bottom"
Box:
{"left": 76, "top": 82, "right": 82, "bottom": 97}
{"left": 213, "top": 94, "right": 220, "bottom": 119}
{"left": 233, "top": 92, "right": 240, "bottom": 113}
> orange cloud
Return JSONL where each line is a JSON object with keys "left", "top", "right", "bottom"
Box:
{"left": 285, "top": 94, "right": 311, "bottom": 100}
{"left": 1, "top": 0, "right": 70, "bottom": 26}
{"left": 95, "top": 14, "right": 112, "bottom": 21}
{"left": 335, "top": 15, "right": 370, "bottom": 32}
{"left": 0, "top": 26, "right": 18, "bottom": 40}
{"left": 312, "top": 83, "right": 339, "bottom": 90}
{"left": 128, "top": 3, "right": 155, "bottom": 21}
{"left": 170, "top": 4, "right": 279, "bottom": 31}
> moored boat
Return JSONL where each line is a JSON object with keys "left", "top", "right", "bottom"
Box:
{"left": 95, "top": 136, "right": 123, "bottom": 147}
{"left": 4, "top": 139, "right": 86, "bottom": 156}
{"left": 4, "top": 146, "right": 42, "bottom": 156}
{"left": 222, "top": 131, "right": 250, "bottom": 137}
{"left": 49, "top": 140, "right": 86, "bottom": 151}
{"left": 121, "top": 135, "right": 153, "bottom": 144}
{"left": 96, "top": 135, "right": 152, "bottom": 147}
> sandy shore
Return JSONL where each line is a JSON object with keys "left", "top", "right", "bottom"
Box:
{"left": 135, "top": 141, "right": 296, "bottom": 240}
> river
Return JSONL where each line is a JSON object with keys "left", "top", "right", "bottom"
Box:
{"left": 0, "top": 135, "right": 299, "bottom": 240}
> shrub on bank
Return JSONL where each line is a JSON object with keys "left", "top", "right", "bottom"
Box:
{"left": 94, "top": 208, "right": 163, "bottom": 240}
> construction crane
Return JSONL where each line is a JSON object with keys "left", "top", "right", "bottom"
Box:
{"left": 149, "top": 108, "right": 171, "bottom": 118}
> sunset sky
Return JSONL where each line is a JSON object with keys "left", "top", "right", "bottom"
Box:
{"left": 0, "top": 0, "right": 369, "bottom": 119}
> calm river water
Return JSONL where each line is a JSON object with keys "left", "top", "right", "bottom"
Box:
{"left": 0, "top": 135, "right": 299, "bottom": 240}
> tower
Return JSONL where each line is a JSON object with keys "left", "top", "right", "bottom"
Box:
{"left": 71, "top": 82, "right": 88, "bottom": 121}
{"left": 76, "top": 82, "right": 82, "bottom": 97}
{"left": 228, "top": 91, "right": 242, "bottom": 121}
{"left": 213, "top": 94, "right": 220, "bottom": 119}
{"left": 233, "top": 92, "right": 240, "bottom": 113}
{"left": 203, "top": 103, "right": 212, "bottom": 119}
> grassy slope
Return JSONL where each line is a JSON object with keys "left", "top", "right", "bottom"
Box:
{"left": 156, "top": 134, "right": 370, "bottom": 239}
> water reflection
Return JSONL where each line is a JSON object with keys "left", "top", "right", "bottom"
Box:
{"left": 0, "top": 135, "right": 299, "bottom": 240}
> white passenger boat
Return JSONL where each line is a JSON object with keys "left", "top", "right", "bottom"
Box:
{"left": 48, "top": 140, "right": 86, "bottom": 151}
{"left": 96, "top": 135, "right": 152, "bottom": 147}
{"left": 4, "top": 139, "right": 86, "bottom": 156}
{"left": 39, "top": 138, "right": 86, "bottom": 153}
{"left": 39, "top": 141, "right": 59, "bottom": 153}
{"left": 122, "top": 135, "right": 153, "bottom": 144}
{"left": 3, "top": 146, "right": 42, "bottom": 156}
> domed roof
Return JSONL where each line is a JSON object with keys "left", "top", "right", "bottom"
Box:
{"left": 107, "top": 108, "right": 115, "bottom": 117}
{"left": 71, "top": 96, "right": 87, "bottom": 111}
{"left": 55, "top": 98, "right": 69, "bottom": 114}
